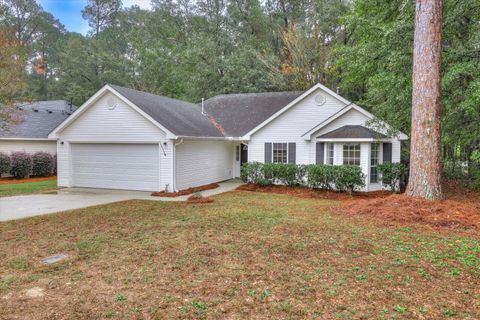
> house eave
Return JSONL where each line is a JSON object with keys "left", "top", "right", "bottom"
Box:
{"left": 316, "top": 138, "right": 395, "bottom": 142}
{"left": 0, "top": 137, "right": 54, "bottom": 141}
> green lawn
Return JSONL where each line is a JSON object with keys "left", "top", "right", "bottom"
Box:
{"left": 0, "top": 191, "right": 479, "bottom": 319}
{"left": 0, "top": 179, "right": 57, "bottom": 197}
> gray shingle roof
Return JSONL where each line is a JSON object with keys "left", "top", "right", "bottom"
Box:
{"left": 202, "top": 91, "right": 304, "bottom": 137}
{"left": 109, "top": 84, "right": 224, "bottom": 137}
{"left": 0, "top": 100, "right": 76, "bottom": 139}
{"left": 317, "top": 125, "right": 388, "bottom": 139}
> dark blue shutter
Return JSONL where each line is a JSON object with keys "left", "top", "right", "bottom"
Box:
{"left": 383, "top": 143, "right": 392, "bottom": 163}
{"left": 265, "top": 143, "right": 272, "bottom": 163}
{"left": 288, "top": 143, "right": 296, "bottom": 164}
{"left": 316, "top": 142, "right": 324, "bottom": 164}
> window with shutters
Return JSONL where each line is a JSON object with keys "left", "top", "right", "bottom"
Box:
{"left": 370, "top": 143, "right": 380, "bottom": 183}
{"left": 272, "top": 143, "right": 288, "bottom": 163}
{"left": 327, "top": 143, "right": 334, "bottom": 165}
{"left": 343, "top": 144, "right": 361, "bottom": 166}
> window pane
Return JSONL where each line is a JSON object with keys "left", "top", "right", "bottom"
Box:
{"left": 273, "top": 143, "right": 288, "bottom": 163}
{"left": 370, "top": 143, "right": 379, "bottom": 183}
{"left": 343, "top": 144, "right": 361, "bottom": 166}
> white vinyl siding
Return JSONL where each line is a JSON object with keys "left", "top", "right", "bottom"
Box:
{"left": 248, "top": 88, "right": 347, "bottom": 164}
{"left": 61, "top": 93, "right": 166, "bottom": 142}
{"left": 0, "top": 140, "right": 56, "bottom": 155}
{"left": 175, "top": 140, "right": 234, "bottom": 191}
{"left": 55, "top": 92, "right": 174, "bottom": 191}
{"left": 71, "top": 143, "right": 159, "bottom": 191}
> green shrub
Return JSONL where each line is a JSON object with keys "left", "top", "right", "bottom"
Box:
{"left": 306, "top": 165, "right": 337, "bottom": 190}
{"left": 0, "top": 152, "right": 11, "bottom": 178}
{"left": 10, "top": 152, "right": 32, "bottom": 178}
{"left": 378, "top": 162, "right": 407, "bottom": 192}
{"left": 32, "top": 152, "right": 54, "bottom": 177}
{"left": 242, "top": 162, "right": 366, "bottom": 193}
{"left": 273, "top": 163, "right": 298, "bottom": 186}
{"left": 335, "top": 165, "right": 366, "bottom": 193}
{"left": 241, "top": 162, "right": 264, "bottom": 184}
{"left": 256, "top": 178, "right": 273, "bottom": 187}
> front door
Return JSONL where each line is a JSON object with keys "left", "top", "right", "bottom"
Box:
{"left": 241, "top": 144, "right": 248, "bottom": 164}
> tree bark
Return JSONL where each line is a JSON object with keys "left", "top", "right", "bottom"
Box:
{"left": 406, "top": 0, "right": 443, "bottom": 200}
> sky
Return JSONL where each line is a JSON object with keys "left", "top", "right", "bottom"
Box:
{"left": 38, "top": 0, "right": 152, "bottom": 35}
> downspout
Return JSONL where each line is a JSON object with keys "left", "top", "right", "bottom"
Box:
{"left": 172, "top": 138, "right": 184, "bottom": 192}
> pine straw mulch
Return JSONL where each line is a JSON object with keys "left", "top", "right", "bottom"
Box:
{"left": 237, "top": 182, "right": 480, "bottom": 230}
{"left": 0, "top": 176, "right": 56, "bottom": 185}
{"left": 151, "top": 183, "right": 219, "bottom": 197}
{"left": 186, "top": 194, "right": 214, "bottom": 204}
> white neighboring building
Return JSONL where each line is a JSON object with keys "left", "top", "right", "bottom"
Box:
{"left": 0, "top": 101, "right": 76, "bottom": 155}
{"left": 49, "top": 84, "right": 407, "bottom": 192}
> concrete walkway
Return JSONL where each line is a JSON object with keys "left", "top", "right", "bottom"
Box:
{"left": 0, "top": 179, "right": 242, "bottom": 222}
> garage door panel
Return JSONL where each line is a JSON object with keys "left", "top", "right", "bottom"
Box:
{"left": 71, "top": 143, "right": 159, "bottom": 191}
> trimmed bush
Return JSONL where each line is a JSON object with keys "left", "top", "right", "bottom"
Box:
{"left": 241, "top": 162, "right": 366, "bottom": 193}
{"left": 378, "top": 162, "right": 407, "bottom": 192}
{"left": 32, "top": 152, "right": 55, "bottom": 177}
{"left": 241, "top": 162, "right": 264, "bottom": 184}
{"left": 10, "top": 152, "right": 32, "bottom": 178}
{"left": 53, "top": 153, "right": 57, "bottom": 175}
{"left": 0, "top": 152, "right": 11, "bottom": 178}
{"left": 306, "top": 165, "right": 337, "bottom": 190}
{"left": 334, "top": 165, "right": 365, "bottom": 193}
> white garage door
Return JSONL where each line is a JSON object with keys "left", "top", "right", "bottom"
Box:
{"left": 71, "top": 143, "right": 159, "bottom": 191}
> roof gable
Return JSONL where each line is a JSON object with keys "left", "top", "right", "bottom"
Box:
{"left": 240, "top": 83, "right": 352, "bottom": 139}
{"left": 317, "top": 125, "right": 388, "bottom": 139}
{"left": 109, "top": 85, "right": 223, "bottom": 138}
{"left": 203, "top": 91, "right": 303, "bottom": 137}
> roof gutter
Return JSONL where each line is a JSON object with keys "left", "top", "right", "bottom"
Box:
{"left": 175, "top": 135, "right": 244, "bottom": 141}
{"left": 0, "top": 137, "right": 54, "bottom": 141}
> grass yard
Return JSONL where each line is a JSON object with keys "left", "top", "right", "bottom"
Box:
{"left": 0, "top": 191, "right": 479, "bottom": 319}
{"left": 0, "top": 179, "right": 57, "bottom": 197}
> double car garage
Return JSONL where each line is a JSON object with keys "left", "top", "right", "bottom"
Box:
{"left": 70, "top": 143, "right": 159, "bottom": 191}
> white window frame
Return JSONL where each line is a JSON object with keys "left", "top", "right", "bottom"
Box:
{"left": 370, "top": 143, "right": 380, "bottom": 183}
{"left": 325, "top": 143, "right": 334, "bottom": 165}
{"left": 343, "top": 144, "right": 361, "bottom": 166}
{"left": 272, "top": 143, "right": 288, "bottom": 163}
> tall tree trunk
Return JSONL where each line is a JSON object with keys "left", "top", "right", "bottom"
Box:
{"left": 406, "top": 0, "right": 443, "bottom": 200}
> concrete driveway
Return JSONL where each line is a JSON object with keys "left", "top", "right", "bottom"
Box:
{"left": 0, "top": 179, "right": 242, "bottom": 221}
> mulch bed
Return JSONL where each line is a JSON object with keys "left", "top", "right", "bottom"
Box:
{"left": 340, "top": 194, "right": 480, "bottom": 230}
{"left": 237, "top": 182, "right": 480, "bottom": 230}
{"left": 151, "top": 182, "right": 219, "bottom": 197}
{"left": 236, "top": 183, "right": 391, "bottom": 200}
{"left": 186, "top": 194, "right": 214, "bottom": 204}
{"left": 0, "top": 176, "right": 56, "bottom": 185}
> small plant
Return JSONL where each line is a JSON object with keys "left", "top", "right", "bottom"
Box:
{"left": 32, "top": 152, "right": 54, "bottom": 177}
{"left": 378, "top": 162, "right": 407, "bottom": 192}
{"left": 355, "top": 274, "right": 366, "bottom": 281}
{"left": 114, "top": 294, "right": 127, "bottom": 302}
{"left": 191, "top": 300, "right": 208, "bottom": 310}
{"left": 0, "top": 152, "right": 11, "bottom": 178}
{"left": 8, "top": 256, "right": 29, "bottom": 271}
{"left": 448, "top": 268, "right": 461, "bottom": 276}
{"left": 443, "top": 308, "right": 457, "bottom": 317}
{"left": 261, "top": 288, "right": 272, "bottom": 299}
{"left": 394, "top": 305, "right": 407, "bottom": 314}
{"left": 10, "top": 152, "right": 32, "bottom": 178}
